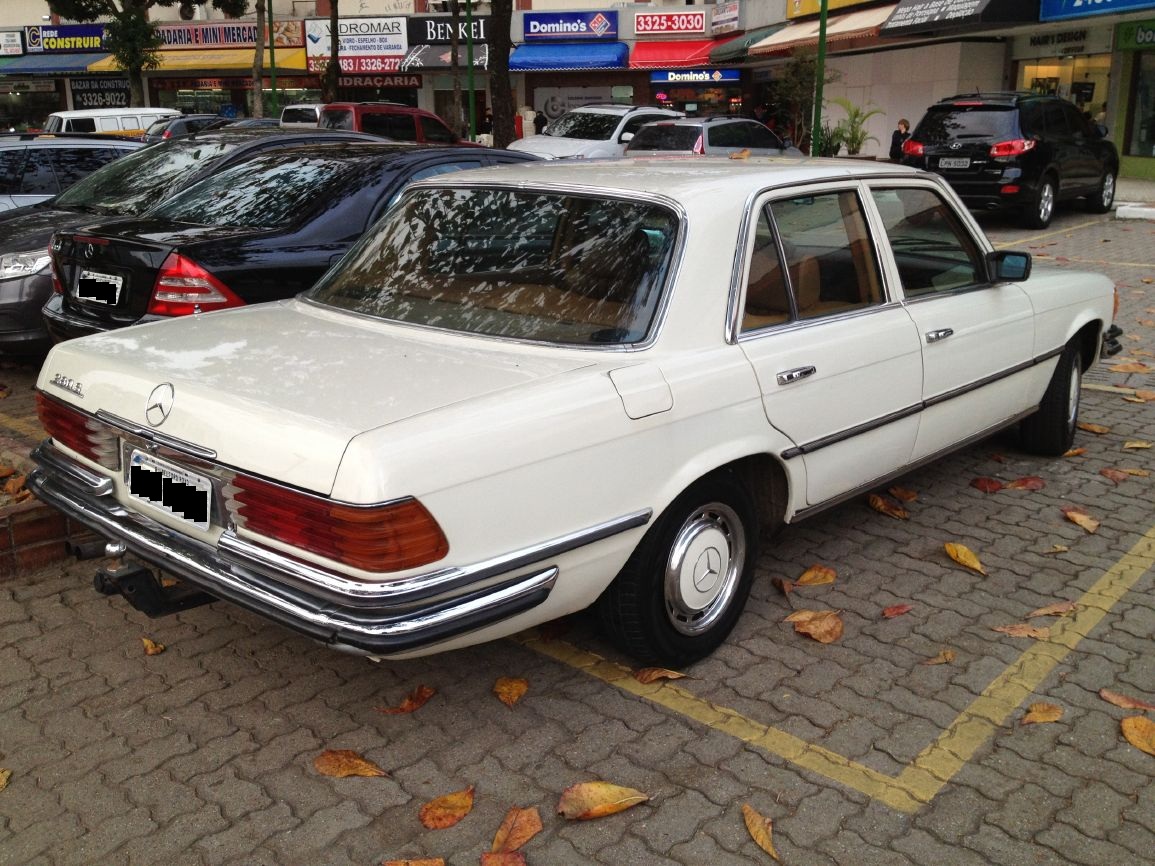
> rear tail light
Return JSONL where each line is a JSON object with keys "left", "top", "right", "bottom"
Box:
{"left": 692, "top": 134, "right": 704, "bottom": 155}
{"left": 1000, "top": 184, "right": 1021, "bottom": 195}
{"left": 50, "top": 244, "right": 63, "bottom": 295}
{"left": 1114, "top": 286, "right": 1121, "bottom": 321}
{"left": 989, "top": 139, "right": 1036, "bottom": 158}
{"left": 148, "top": 253, "right": 244, "bottom": 317}
{"left": 36, "top": 392, "right": 119, "bottom": 469}
{"left": 162, "top": 129, "right": 172, "bottom": 139}
{"left": 224, "top": 474, "right": 449, "bottom": 573}
{"left": 902, "top": 139, "right": 924, "bottom": 157}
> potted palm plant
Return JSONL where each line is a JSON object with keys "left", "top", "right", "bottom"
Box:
{"left": 831, "top": 97, "right": 884, "bottom": 157}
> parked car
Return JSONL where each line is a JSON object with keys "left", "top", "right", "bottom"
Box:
{"left": 29, "top": 158, "right": 1117, "bottom": 666}
{"left": 507, "top": 104, "right": 682, "bottom": 159}
{"left": 625, "top": 117, "right": 802, "bottom": 157}
{"left": 219, "top": 117, "right": 281, "bottom": 129}
{"left": 902, "top": 92, "right": 1119, "bottom": 228}
{"left": 0, "top": 134, "right": 140, "bottom": 211}
{"left": 280, "top": 104, "right": 321, "bottom": 130}
{"left": 141, "top": 114, "right": 220, "bottom": 143}
{"left": 0, "top": 128, "right": 377, "bottom": 354}
{"left": 318, "top": 102, "right": 472, "bottom": 145}
{"left": 42, "top": 107, "right": 181, "bottom": 138}
{"left": 43, "top": 144, "right": 537, "bottom": 341}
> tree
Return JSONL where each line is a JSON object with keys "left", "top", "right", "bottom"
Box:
{"left": 488, "top": 0, "right": 515, "bottom": 148}
{"left": 320, "top": 0, "right": 340, "bottom": 103}
{"left": 765, "top": 49, "right": 841, "bottom": 154}
{"left": 447, "top": 0, "right": 464, "bottom": 138}
{"left": 250, "top": 0, "right": 265, "bottom": 118}
{"left": 48, "top": 1, "right": 249, "bottom": 107}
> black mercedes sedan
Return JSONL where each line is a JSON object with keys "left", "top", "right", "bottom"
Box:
{"left": 43, "top": 143, "right": 536, "bottom": 341}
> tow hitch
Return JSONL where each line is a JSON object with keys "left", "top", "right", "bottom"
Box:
{"left": 1103, "top": 323, "right": 1123, "bottom": 357}
{"left": 92, "top": 543, "right": 215, "bottom": 617}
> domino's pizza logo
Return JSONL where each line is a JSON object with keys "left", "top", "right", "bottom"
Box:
{"left": 589, "top": 13, "right": 610, "bottom": 37}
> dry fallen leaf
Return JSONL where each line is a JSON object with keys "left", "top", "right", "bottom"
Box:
{"left": 1077, "top": 422, "right": 1111, "bottom": 434}
{"left": 888, "top": 486, "right": 918, "bottom": 502}
{"left": 882, "top": 603, "right": 913, "bottom": 619}
{"left": 377, "top": 685, "right": 436, "bottom": 715}
{"left": 1110, "top": 362, "right": 1151, "bottom": 373}
{"left": 1124, "top": 441, "right": 1152, "bottom": 450}
{"left": 1022, "top": 702, "right": 1063, "bottom": 725}
{"left": 0, "top": 768, "right": 10, "bottom": 792}
{"left": 1100, "top": 688, "right": 1155, "bottom": 712}
{"left": 1061, "top": 506, "right": 1100, "bottom": 534}
{"left": 1124, "top": 396, "right": 1147, "bottom": 404}
{"left": 922, "top": 649, "right": 956, "bottom": 666}
{"left": 1006, "top": 476, "right": 1045, "bottom": 491}
{"left": 1122, "top": 468, "right": 1151, "bottom": 477}
{"left": 1063, "top": 447, "right": 1087, "bottom": 457}
{"left": 970, "top": 477, "right": 1004, "bottom": 494}
{"left": 796, "top": 564, "right": 837, "bottom": 586}
{"left": 494, "top": 677, "right": 529, "bottom": 709}
{"left": 945, "top": 542, "right": 987, "bottom": 575}
{"left": 2, "top": 474, "right": 25, "bottom": 495}
{"left": 0, "top": 464, "right": 14, "bottom": 479}
{"left": 784, "top": 609, "right": 844, "bottom": 644}
{"left": 491, "top": 806, "right": 543, "bottom": 853}
{"left": 1135, "top": 389, "right": 1155, "bottom": 400}
{"left": 741, "top": 803, "right": 780, "bottom": 861}
{"left": 633, "top": 668, "right": 687, "bottom": 685}
{"left": 1045, "top": 544, "right": 1070, "bottom": 554}
{"left": 868, "top": 493, "right": 908, "bottom": 519}
{"left": 419, "top": 786, "right": 474, "bottom": 830}
{"left": 383, "top": 860, "right": 445, "bottom": 866}
{"left": 313, "top": 749, "right": 388, "bottom": 778}
{"left": 557, "top": 781, "right": 649, "bottom": 820}
{"left": 481, "top": 854, "right": 526, "bottom": 866}
{"left": 1026, "top": 601, "right": 1077, "bottom": 619}
{"left": 141, "top": 637, "right": 165, "bottom": 656}
{"left": 1121, "top": 716, "right": 1155, "bottom": 757}
{"left": 992, "top": 623, "right": 1051, "bottom": 639}
{"left": 1101, "top": 468, "right": 1129, "bottom": 485}
{"left": 770, "top": 577, "right": 795, "bottom": 596}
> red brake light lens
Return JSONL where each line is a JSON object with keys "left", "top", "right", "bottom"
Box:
{"left": 902, "top": 139, "right": 924, "bottom": 157}
{"left": 225, "top": 474, "right": 449, "bottom": 573}
{"left": 148, "top": 253, "right": 244, "bottom": 317}
{"left": 989, "top": 139, "right": 1036, "bottom": 158}
{"left": 36, "top": 392, "right": 119, "bottom": 469}
{"left": 692, "top": 134, "right": 704, "bottom": 155}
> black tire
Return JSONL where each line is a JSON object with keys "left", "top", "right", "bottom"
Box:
{"left": 1021, "top": 174, "right": 1057, "bottom": 229}
{"left": 597, "top": 471, "right": 759, "bottom": 667}
{"left": 1021, "top": 342, "right": 1081, "bottom": 456}
{"left": 1086, "top": 169, "right": 1116, "bottom": 214}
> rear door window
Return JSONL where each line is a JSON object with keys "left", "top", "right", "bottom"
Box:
{"left": 52, "top": 147, "right": 122, "bottom": 189}
{"left": 363, "top": 113, "right": 418, "bottom": 141}
{"left": 420, "top": 117, "right": 456, "bottom": 143}
{"left": 65, "top": 118, "right": 96, "bottom": 133}
{"left": 98, "top": 117, "right": 119, "bottom": 132}
{"left": 1042, "top": 102, "right": 1071, "bottom": 140}
{"left": 628, "top": 125, "right": 699, "bottom": 151}
{"left": 0, "top": 148, "right": 25, "bottom": 195}
{"left": 18, "top": 148, "right": 59, "bottom": 195}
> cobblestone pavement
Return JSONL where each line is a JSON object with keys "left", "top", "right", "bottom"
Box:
{"left": 2, "top": 205, "right": 1154, "bottom": 866}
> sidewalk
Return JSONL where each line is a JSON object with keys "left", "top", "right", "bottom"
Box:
{"left": 1115, "top": 175, "right": 1155, "bottom": 219}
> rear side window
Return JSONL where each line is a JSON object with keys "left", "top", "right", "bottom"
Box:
{"left": 709, "top": 122, "right": 768, "bottom": 148}
{"left": 281, "top": 107, "right": 318, "bottom": 125}
{"left": 1042, "top": 102, "right": 1071, "bottom": 139}
{"left": 420, "top": 116, "right": 456, "bottom": 144}
{"left": 320, "top": 109, "right": 354, "bottom": 130}
{"left": 18, "top": 149, "right": 59, "bottom": 195}
{"left": 120, "top": 116, "right": 142, "bottom": 130}
{"left": 746, "top": 124, "right": 785, "bottom": 149}
{"left": 914, "top": 105, "right": 1018, "bottom": 145}
{"left": 52, "top": 147, "right": 123, "bottom": 189}
{"left": 627, "top": 125, "right": 700, "bottom": 151}
{"left": 0, "top": 149, "right": 25, "bottom": 195}
{"left": 364, "top": 113, "right": 418, "bottom": 141}
{"left": 65, "top": 118, "right": 96, "bottom": 133}
{"left": 145, "top": 119, "right": 169, "bottom": 136}
{"left": 98, "top": 117, "right": 119, "bottom": 131}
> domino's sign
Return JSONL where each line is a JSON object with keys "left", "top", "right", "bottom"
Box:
{"left": 524, "top": 11, "right": 619, "bottom": 41}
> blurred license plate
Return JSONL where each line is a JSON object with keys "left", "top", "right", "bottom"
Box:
{"left": 76, "top": 270, "right": 123, "bottom": 305}
{"left": 938, "top": 157, "right": 970, "bottom": 169}
{"left": 128, "top": 450, "right": 212, "bottom": 529}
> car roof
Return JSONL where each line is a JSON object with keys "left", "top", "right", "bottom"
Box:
{"left": 642, "top": 117, "right": 756, "bottom": 126}
{"left": 163, "top": 127, "right": 381, "bottom": 148}
{"left": 0, "top": 134, "right": 140, "bottom": 149}
{"left": 231, "top": 141, "right": 535, "bottom": 165}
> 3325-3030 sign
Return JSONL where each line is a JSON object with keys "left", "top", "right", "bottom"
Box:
{"left": 69, "top": 77, "right": 131, "bottom": 109}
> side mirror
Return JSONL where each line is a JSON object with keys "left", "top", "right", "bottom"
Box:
{"left": 619, "top": 131, "right": 634, "bottom": 143}
{"left": 987, "top": 249, "right": 1031, "bottom": 282}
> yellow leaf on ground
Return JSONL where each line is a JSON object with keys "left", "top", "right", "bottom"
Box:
{"left": 728, "top": 148, "right": 751, "bottom": 160}
{"left": 1046, "top": 544, "right": 1070, "bottom": 554}
{"left": 1100, "top": 688, "right": 1155, "bottom": 712}
{"left": 382, "top": 860, "right": 445, "bottom": 866}
{"left": 1110, "top": 362, "right": 1151, "bottom": 373}
{"left": 741, "top": 803, "right": 780, "bottom": 861}
{"left": 481, "top": 854, "right": 526, "bottom": 866}
{"left": 1122, "top": 468, "right": 1151, "bottom": 477}
{"left": 1101, "top": 468, "right": 1130, "bottom": 485}
{"left": 633, "top": 668, "right": 687, "bottom": 685}
{"left": 770, "top": 577, "right": 794, "bottom": 596}
{"left": 491, "top": 806, "right": 543, "bottom": 853}
{"left": 1077, "top": 422, "right": 1111, "bottom": 434}
{"left": 0, "top": 464, "right": 14, "bottom": 479}
{"left": 796, "top": 564, "right": 837, "bottom": 586}
{"left": 141, "top": 637, "right": 165, "bottom": 656}
{"left": 1026, "top": 601, "right": 1077, "bottom": 618}
{"left": 1124, "top": 396, "right": 1147, "bottom": 404}
{"left": 868, "top": 493, "right": 909, "bottom": 519}
{"left": 1124, "top": 440, "right": 1153, "bottom": 449}
{"left": 376, "top": 685, "right": 435, "bottom": 715}
{"left": 945, "top": 542, "right": 987, "bottom": 575}
{"left": 494, "top": 677, "right": 529, "bottom": 708}
{"left": 558, "top": 781, "right": 648, "bottom": 820}
{"left": 785, "top": 609, "right": 844, "bottom": 643}
{"left": 419, "top": 785, "right": 474, "bottom": 830}
{"left": 1135, "top": 390, "right": 1155, "bottom": 400}
{"left": 1063, "top": 447, "right": 1087, "bottom": 457}
{"left": 0, "top": 768, "right": 10, "bottom": 792}
{"left": 2, "top": 474, "right": 25, "bottom": 495}
{"left": 888, "top": 486, "right": 918, "bottom": 502}
{"left": 313, "top": 749, "right": 388, "bottom": 778}
{"left": 1061, "top": 506, "right": 1100, "bottom": 533}
{"left": 921, "top": 649, "right": 956, "bottom": 666}
{"left": 1006, "top": 476, "right": 1045, "bottom": 491}
{"left": 1121, "top": 716, "right": 1155, "bottom": 757}
{"left": 1022, "top": 702, "right": 1063, "bottom": 725}
{"left": 992, "top": 623, "right": 1051, "bottom": 639}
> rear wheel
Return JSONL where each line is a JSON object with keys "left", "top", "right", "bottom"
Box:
{"left": 1021, "top": 175, "right": 1056, "bottom": 229}
{"left": 1021, "top": 342, "right": 1081, "bottom": 456}
{"left": 1086, "top": 169, "right": 1116, "bottom": 214}
{"left": 597, "top": 472, "right": 759, "bottom": 667}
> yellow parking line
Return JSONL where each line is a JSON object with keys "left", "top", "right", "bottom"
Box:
{"left": 522, "top": 521, "right": 1155, "bottom": 813}
{"left": 992, "top": 218, "right": 1105, "bottom": 248}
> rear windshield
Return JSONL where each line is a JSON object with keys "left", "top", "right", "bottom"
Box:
{"left": 545, "top": 112, "right": 619, "bottom": 141}
{"left": 145, "top": 118, "right": 170, "bottom": 136}
{"left": 308, "top": 187, "right": 679, "bottom": 346}
{"left": 148, "top": 153, "right": 356, "bottom": 229}
{"left": 627, "top": 125, "right": 700, "bottom": 152}
{"left": 914, "top": 105, "right": 1019, "bottom": 145}
{"left": 54, "top": 138, "right": 235, "bottom": 216}
{"left": 319, "top": 109, "right": 354, "bottom": 131}
{"left": 282, "top": 107, "right": 318, "bottom": 125}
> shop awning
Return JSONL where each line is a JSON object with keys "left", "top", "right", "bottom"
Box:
{"left": 880, "top": 0, "right": 1039, "bottom": 36}
{"left": 86, "top": 47, "right": 307, "bottom": 73}
{"left": 629, "top": 40, "right": 725, "bottom": 69}
{"left": 709, "top": 24, "right": 789, "bottom": 64}
{"left": 749, "top": 5, "right": 899, "bottom": 56}
{"left": 509, "top": 42, "right": 629, "bottom": 72}
{"left": 0, "top": 52, "right": 110, "bottom": 73}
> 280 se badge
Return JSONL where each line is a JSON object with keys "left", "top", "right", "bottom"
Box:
{"left": 28, "top": 159, "right": 1117, "bottom": 665}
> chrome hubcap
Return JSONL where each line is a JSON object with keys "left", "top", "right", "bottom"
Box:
{"left": 1039, "top": 183, "right": 1054, "bottom": 223}
{"left": 1067, "top": 360, "right": 1081, "bottom": 431}
{"left": 664, "top": 502, "right": 745, "bottom": 636}
{"left": 1102, "top": 174, "right": 1115, "bottom": 209}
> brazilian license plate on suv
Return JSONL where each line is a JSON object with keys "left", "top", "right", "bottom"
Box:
{"left": 127, "top": 450, "right": 212, "bottom": 529}
{"left": 937, "top": 157, "right": 970, "bottom": 169}
{"left": 76, "top": 270, "right": 123, "bottom": 305}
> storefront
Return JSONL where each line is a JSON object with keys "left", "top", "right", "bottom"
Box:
{"left": 1010, "top": 25, "right": 1112, "bottom": 112}
{"left": 405, "top": 16, "right": 489, "bottom": 128}
{"left": 649, "top": 68, "right": 742, "bottom": 116}
{"left": 305, "top": 16, "right": 417, "bottom": 106}
{"left": 0, "top": 24, "right": 115, "bottom": 127}
{"left": 1117, "top": 18, "right": 1155, "bottom": 168}
{"left": 628, "top": 9, "right": 743, "bottom": 114}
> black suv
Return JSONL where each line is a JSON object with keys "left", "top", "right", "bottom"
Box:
{"left": 903, "top": 92, "right": 1118, "bottom": 228}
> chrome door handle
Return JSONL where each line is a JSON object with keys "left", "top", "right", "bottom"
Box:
{"left": 925, "top": 328, "right": 954, "bottom": 344}
{"left": 777, "top": 365, "right": 816, "bottom": 386}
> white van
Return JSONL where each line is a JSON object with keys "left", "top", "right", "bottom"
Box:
{"left": 43, "top": 107, "right": 181, "bottom": 138}
{"left": 279, "top": 104, "right": 321, "bottom": 130}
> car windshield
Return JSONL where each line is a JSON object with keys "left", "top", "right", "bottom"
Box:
{"left": 915, "top": 105, "right": 1018, "bottom": 145}
{"left": 308, "top": 187, "right": 679, "bottom": 346}
{"left": 54, "top": 138, "right": 235, "bottom": 216}
{"left": 282, "top": 107, "right": 318, "bottom": 124}
{"left": 148, "top": 153, "right": 358, "bottom": 229}
{"left": 320, "top": 109, "right": 354, "bottom": 130}
{"left": 546, "top": 112, "right": 620, "bottom": 141}
{"left": 627, "top": 125, "right": 700, "bottom": 151}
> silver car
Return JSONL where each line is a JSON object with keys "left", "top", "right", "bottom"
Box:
{"left": 625, "top": 117, "right": 803, "bottom": 158}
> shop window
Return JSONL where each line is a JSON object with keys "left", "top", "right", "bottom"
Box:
{"left": 1129, "top": 52, "right": 1155, "bottom": 157}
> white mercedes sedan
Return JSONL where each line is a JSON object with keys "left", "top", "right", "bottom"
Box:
{"left": 30, "top": 158, "right": 1118, "bottom": 666}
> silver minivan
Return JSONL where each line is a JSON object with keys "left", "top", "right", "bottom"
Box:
{"left": 280, "top": 104, "right": 321, "bottom": 130}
